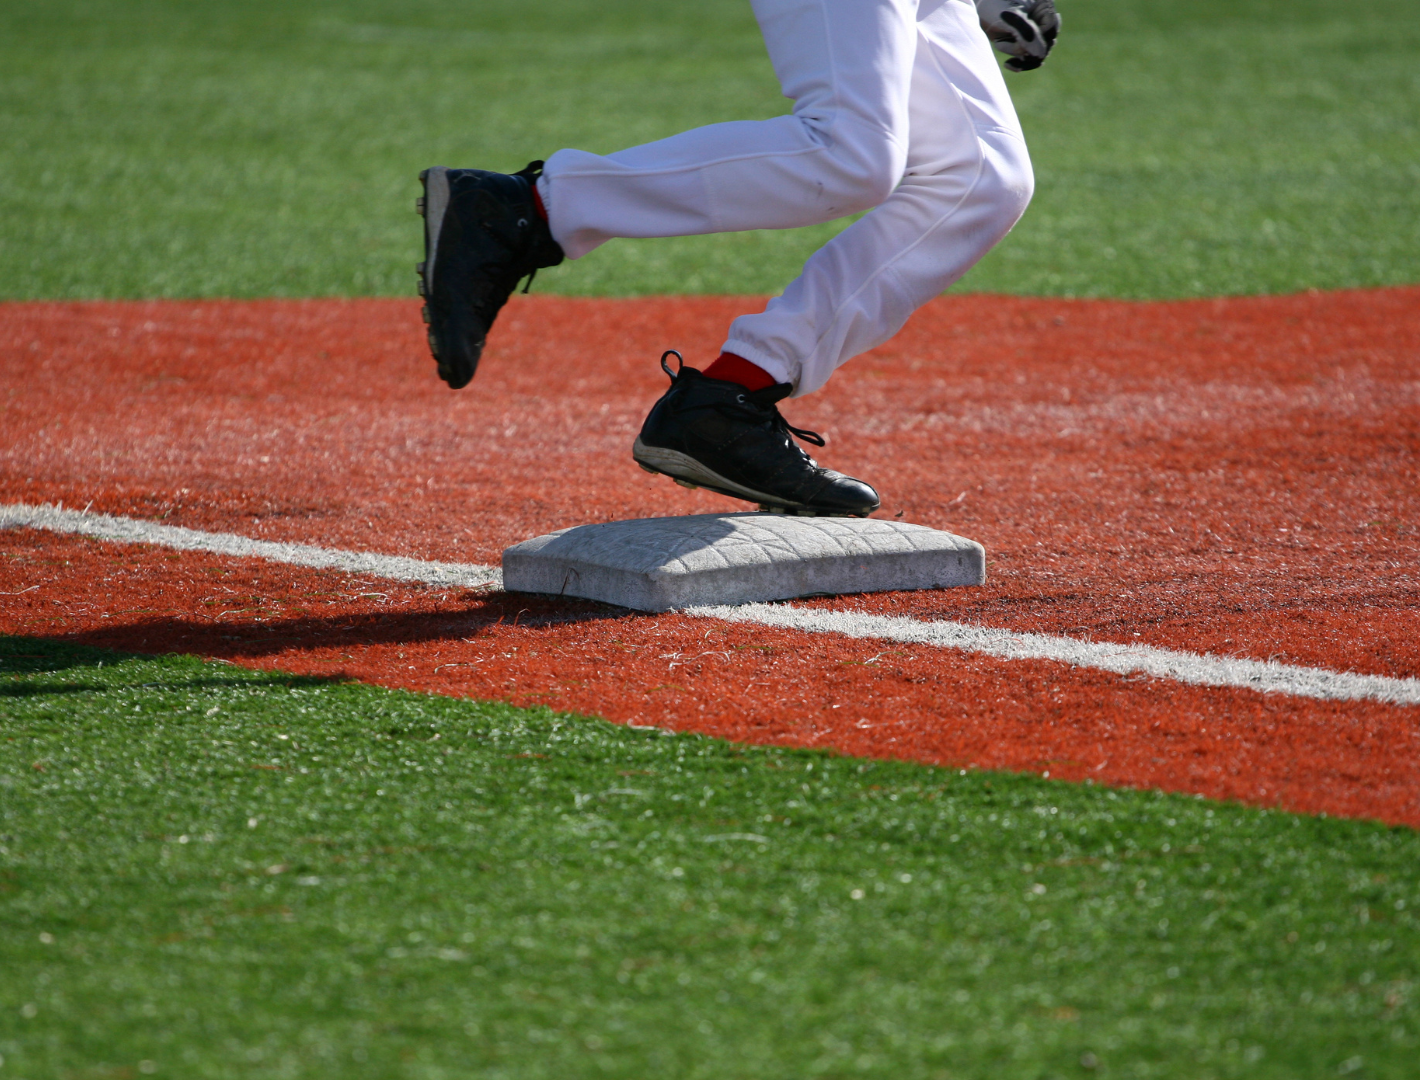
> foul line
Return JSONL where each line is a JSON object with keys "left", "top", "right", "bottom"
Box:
{"left": 0, "top": 502, "right": 502, "bottom": 590}
{"left": 5, "top": 503, "right": 1417, "bottom": 707}
{"left": 689, "top": 605, "right": 1420, "bottom": 708}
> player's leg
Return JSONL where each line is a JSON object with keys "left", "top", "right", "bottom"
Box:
{"left": 614, "top": 0, "right": 933, "bottom": 517}
{"left": 418, "top": 0, "right": 919, "bottom": 395}
{"left": 723, "top": 0, "right": 1035, "bottom": 397}
{"left": 540, "top": 0, "right": 918, "bottom": 258}
{"left": 633, "top": 0, "right": 1032, "bottom": 515}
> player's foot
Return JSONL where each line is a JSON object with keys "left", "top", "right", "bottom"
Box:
{"left": 416, "top": 162, "right": 564, "bottom": 389}
{"left": 632, "top": 351, "right": 880, "bottom": 517}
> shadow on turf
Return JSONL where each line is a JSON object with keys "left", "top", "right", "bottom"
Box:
{"left": 6, "top": 592, "right": 636, "bottom": 667}
{"left": 0, "top": 635, "right": 346, "bottom": 689}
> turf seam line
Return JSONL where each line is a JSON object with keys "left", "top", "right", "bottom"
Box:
{"left": 5, "top": 502, "right": 1417, "bottom": 707}
{"left": 0, "top": 502, "right": 502, "bottom": 590}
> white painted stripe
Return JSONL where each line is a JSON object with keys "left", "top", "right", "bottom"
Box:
{"left": 0, "top": 503, "right": 502, "bottom": 590}
{"left": 688, "top": 604, "right": 1420, "bottom": 707}
{"left": 5, "top": 502, "right": 1416, "bottom": 707}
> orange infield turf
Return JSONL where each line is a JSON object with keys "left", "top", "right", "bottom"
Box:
{"left": 3, "top": 290, "right": 1418, "bottom": 824}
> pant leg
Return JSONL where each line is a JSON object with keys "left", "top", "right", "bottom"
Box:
{"left": 724, "top": 0, "right": 1035, "bottom": 396}
{"left": 541, "top": 0, "right": 919, "bottom": 260}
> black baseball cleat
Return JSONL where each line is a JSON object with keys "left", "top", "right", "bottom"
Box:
{"left": 416, "top": 162, "right": 564, "bottom": 389}
{"left": 632, "top": 350, "right": 881, "bottom": 517}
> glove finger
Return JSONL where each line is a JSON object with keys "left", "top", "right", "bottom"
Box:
{"left": 998, "top": 10, "right": 1037, "bottom": 43}
{"left": 998, "top": 10, "right": 1049, "bottom": 59}
{"left": 985, "top": 30, "right": 1024, "bottom": 59}
{"left": 1027, "top": 0, "right": 1060, "bottom": 33}
{"left": 1025, "top": 1, "right": 1060, "bottom": 49}
{"left": 1005, "top": 54, "right": 1043, "bottom": 72}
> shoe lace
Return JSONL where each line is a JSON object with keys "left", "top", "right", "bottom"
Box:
{"left": 660, "top": 349, "right": 826, "bottom": 449}
{"left": 465, "top": 161, "right": 550, "bottom": 304}
{"left": 513, "top": 161, "right": 546, "bottom": 295}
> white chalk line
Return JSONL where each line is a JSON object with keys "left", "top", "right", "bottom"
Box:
{"left": 688, "top": 605, "right": 1420, "bottom": 708}
{"left": 4, "top": 503, "right": 1417, "bottom": 707}
{"left": 0, "top": 502, "right": 502, "bottom": 590}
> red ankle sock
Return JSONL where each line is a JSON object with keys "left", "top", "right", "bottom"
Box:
{"left": 531, "top": 182, "right": 549, "bottom": 222}
{"left": 703, "top": 352, "right": 777, "bottom": 392}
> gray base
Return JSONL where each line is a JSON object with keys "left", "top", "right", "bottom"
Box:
{"left": 501, "top": 513, "right": 985, "bottom": 612}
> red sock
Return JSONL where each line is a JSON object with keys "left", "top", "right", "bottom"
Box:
{"left": 703, "top": 352, "right": 777, "bottom": 392}
{"left": 531, "top": 182, "right": 549, "bottom": 222}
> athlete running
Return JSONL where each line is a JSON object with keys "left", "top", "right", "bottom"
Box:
{"left": 417, "top": 0, "right": 1059, "bottom": 517}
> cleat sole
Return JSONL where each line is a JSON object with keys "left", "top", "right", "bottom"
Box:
{"left": 419, "top": 168, "right": 455, "bottom": 381}
{"left": 420, "top": 168, "right": 451, "bottom": 294}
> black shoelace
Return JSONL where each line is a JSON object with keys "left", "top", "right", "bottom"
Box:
{"left": 469, "top": 161, "right": 550, "bottom": 300}
{"left": 514, "top": 161, "right": 549, "bottom": 294}
{"left": 659, "top": 349, "right": 826, "bottom": 449}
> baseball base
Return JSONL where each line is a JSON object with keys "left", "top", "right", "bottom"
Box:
{"left": 501, "top": 513, "right": 985, "bottom": 612}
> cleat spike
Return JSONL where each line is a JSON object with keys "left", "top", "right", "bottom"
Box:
{"left": 416, "top": 260, "right": 426, "bottom": 275}
{"left": 416, "top": 279, "right": 427, "bottom": 297}
{"left": 673, "top": 478, "right": 698, "bottom": 490}
{"left": 416, "top": 196, "right": 426, "bottom": 215}
{"left": 422, "top": 306, "right": 430, "bottom": 325}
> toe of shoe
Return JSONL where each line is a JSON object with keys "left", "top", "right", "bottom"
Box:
{"left": 430, "top": 326, "right": 483, "bottom": 389}
{"left": 440, "top": 362, "right": 475, "bottom": 390}
{"left": 817, "top": 474, "right": 880, "bottom": 515}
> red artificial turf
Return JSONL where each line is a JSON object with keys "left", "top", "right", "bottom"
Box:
{"left": 2, "top": 528, "right": 1417, "bottom": 827}
{"left": 2, "top": 290, "right": 1418, "bottom": 824}
{"left": 3, "top": 290, "right": 1416, "bottom": 675}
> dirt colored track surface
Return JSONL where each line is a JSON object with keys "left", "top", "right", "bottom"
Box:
{"left": 3, "top": 291, "right": 1418, "bottom": 823}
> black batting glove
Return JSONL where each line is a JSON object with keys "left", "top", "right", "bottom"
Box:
{"left": 975, "top": 0, "right": 1060, "bottom": 72}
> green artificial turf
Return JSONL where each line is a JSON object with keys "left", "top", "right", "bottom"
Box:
{"left": 0, "top": 0, "right": 1416, "bottom": 302}
{"left": 2, "top": 637, "right": 1417, "bottom": 1079}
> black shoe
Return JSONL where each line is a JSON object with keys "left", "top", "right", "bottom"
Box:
{"left": 416, "top": 162, "right": 564, "bottom": 389}
{"left": 632, "top": 351, "right": 881, "bottom": 517}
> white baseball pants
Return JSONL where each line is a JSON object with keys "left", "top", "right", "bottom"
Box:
{"left": 539, "top": 0, "right": 1033, "bottom": 396}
